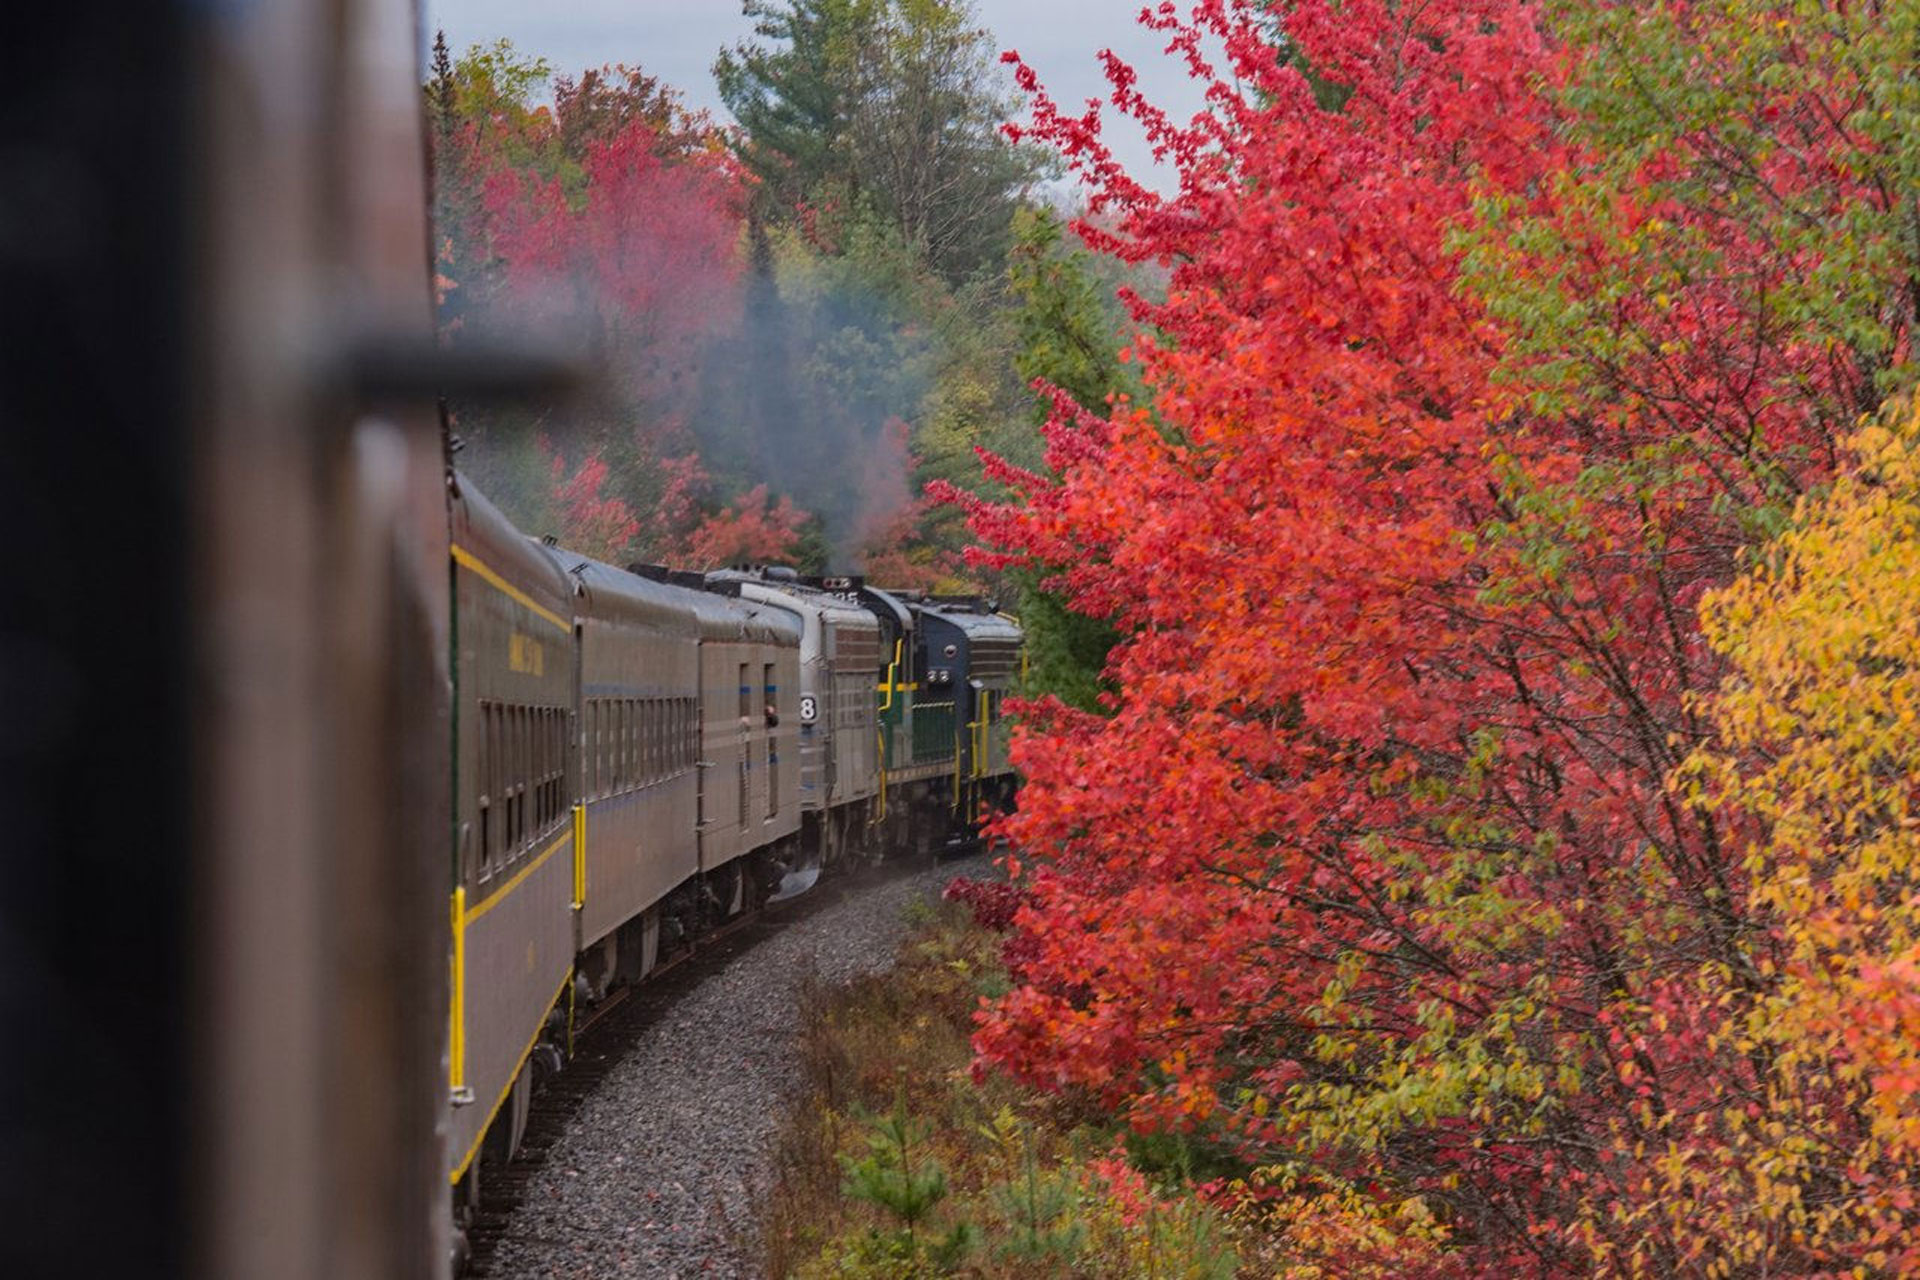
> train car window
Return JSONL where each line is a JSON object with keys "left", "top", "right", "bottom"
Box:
{"left": 553, "top": 709, "right": 566, "bottom": 820}
{"left": 596, "top": 699, "right": 608, "bottom": 797}
{"left": 738, "top": 662, "right": 751, "bottom": 721}
{"left": 529, "top": 708, "right": 540, "bottom": 839}
{"left": 608, "top": 700, "right": 619, "bottom": 792}
{"left": 666, "top": 698, "right": 678, "bottom": 775}
{"left": 624, "top": 698, "right": 637, "bottom": 789}
{"left": 503, "top": 704, "right": 514, "bottom": 853}
{"left": 533, "top": 708, "right": 546, "bottom": 832}
{"left": 640, "top": 698, "right": 652, "bottom": 783}
{"left": 612, "top": 700, "right": 624, "bottom": 792}
{"left": 515, "top": 705, "right": 527, "bottom": 853}
{"left": 494, "top": 701, "right": 508, "bottom": 864}
{"left": 651, "top": 698, "right": 664, "bottom": 780}
{"left": 647, "top": 699, "right": 657, "bottom": 777}
{"left": 765, "top": 663, "right": 778, "bottom": 817}
{"left": 550, "top": 708, "right": 561, "bottom": 824}
{"left": 514, "top": 705, "right": 529, "bottom": 854}
{"left": 538, "top": 708, "right": 553, "bottom": 831}
{"left": 478, "top": 700, "right": 495, "bottom": 875}
{"left": 664, "top": 694, "right": 679, "bottom": 775}
{"left": 501, "top": 704, "right": 515, "bottom": 858}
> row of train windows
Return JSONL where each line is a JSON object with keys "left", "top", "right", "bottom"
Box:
{"left": 586, "top": 695, "right": 698, "bottom": 798}
{"left": 476, "top": 702, "right": 568, "bottom": 876}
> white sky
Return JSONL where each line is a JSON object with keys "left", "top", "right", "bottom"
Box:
{"left": 422, "top": 0, "right": 1210, "bottom": 192}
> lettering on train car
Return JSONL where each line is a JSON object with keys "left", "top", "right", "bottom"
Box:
{"left": 509, "top": 632, "right": 546, "bottom": 676}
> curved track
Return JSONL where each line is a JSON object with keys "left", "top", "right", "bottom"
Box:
{"left": 465, "top": 850, "right": 972, "bottom": 1277}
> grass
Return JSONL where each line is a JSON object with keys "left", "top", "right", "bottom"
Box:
{"left": 757, "top": 893, "right": 1249, "bottom": 1279}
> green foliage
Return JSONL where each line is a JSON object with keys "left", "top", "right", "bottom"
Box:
{"left": 1127, "top": 1200, "right": 1241, "bottom": 1280}
{"left": 840, "top": 1093, "right": 953, "bottom": 1239}
{"left": 1460, "top": 0, "right": 1920, "bottom": 438}
{"left": 999, "top": 206, "right": 1137, "bottom": 710}
{"left": 717, "top": 0, "right": 1051, "bottom": 284}
{"left": 1006, "top": 580, "right": 1113, "bottom": 712}
{"left": 1121, "top": 1124, "right": 1249, "bottom": 1192}
{"left": 761, "top": 902, "right": 1262, "bottom": 1276}
{"left": 1008, "top": 206, "right": 1139, "bottom": 433}
{"left": 979, "top": 1110, "right": 1086, "bottom": 1264}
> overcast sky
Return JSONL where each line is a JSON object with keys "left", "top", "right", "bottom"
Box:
{"left": 423, "top": 0, "right": 1209, "bottom": 191}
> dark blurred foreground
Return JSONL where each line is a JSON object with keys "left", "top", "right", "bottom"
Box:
{"left": 3, "top": 0, "right": 449, "bottom": 1275}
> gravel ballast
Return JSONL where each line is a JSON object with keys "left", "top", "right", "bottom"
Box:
{"left": 483, "top": 853, "right": 967, "bottom": 1279}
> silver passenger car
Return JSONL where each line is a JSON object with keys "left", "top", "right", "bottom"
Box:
{"left": 707, "top": 569, "right": 885, "bottom": 887}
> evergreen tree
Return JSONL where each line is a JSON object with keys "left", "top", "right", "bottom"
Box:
{"left": 715, "top": 0, "right": 1049, "bottom": 283}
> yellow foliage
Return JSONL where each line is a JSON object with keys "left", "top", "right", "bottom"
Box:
{"left": 1661, "top": 392, "right": 1920, "bottom": 1272}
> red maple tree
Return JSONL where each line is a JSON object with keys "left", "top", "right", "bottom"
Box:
{"left": 948, "top": 1, "right": 1919, "bottom": 1271}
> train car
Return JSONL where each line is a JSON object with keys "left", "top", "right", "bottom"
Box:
{"left": 684, "top": 585, "right": 803, "bottom": 904}
{"left": 446, "top": 477, "right": 580, "bottom": 1207}
{"left": 706, "top": 569, "right": 885, "bottom": 893}
{"left": 546, "top": 551, "right": 707, "bottom": 996}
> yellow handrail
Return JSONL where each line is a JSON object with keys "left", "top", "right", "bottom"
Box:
{"left": 877, "top": 638, "right": 904, "bottom": 712}
{"left": 571, "top": 803, "right": 586, "bottom": 908}
{"left": 449, "top": 887, "right": 467, "bottom": 1092}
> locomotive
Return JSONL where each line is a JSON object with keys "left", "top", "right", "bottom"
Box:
{"left": 445, "top": 475, "right": 1023, "bottom": 1241}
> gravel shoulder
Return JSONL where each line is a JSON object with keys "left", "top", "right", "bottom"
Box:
{"left": 485, "top": 853, "right": 967, "bottom": 1279}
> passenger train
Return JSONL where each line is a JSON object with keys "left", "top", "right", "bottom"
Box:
{"left": 445, "top": 475, "right": 1023, "bottom": 1243}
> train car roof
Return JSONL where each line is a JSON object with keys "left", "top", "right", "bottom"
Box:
{"left": 858, "top": 586, "right": 915, "bottom": 632}
{"left": 915, "top": 601, "right": 1023, "bottom": 645}
{"left": 542, "top": 545, "right": 714, "bottom": 639}
{"left": 706, "top": 569, "right": 880, "bottom": 633}
{"left": 449, "top": 471, "right": 574, "bottom": 620}
{"left": 543, "top": 546, "right": 800, "bottom": 646}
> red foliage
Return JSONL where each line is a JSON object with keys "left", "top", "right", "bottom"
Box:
{"left": 683, "top": 483, "right": 809, "bottom": 568}
{"left": 483, "top": 121, "right": 743, "bottom": 448}
{"left": 948, "top": 0, "right": 1908, "bottom": 1271}
{"left": 545, "top": 441, "right": 640, "bottom": 561}
{"left": 941, "top": 876, "right": 1028, "bottom": 932}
